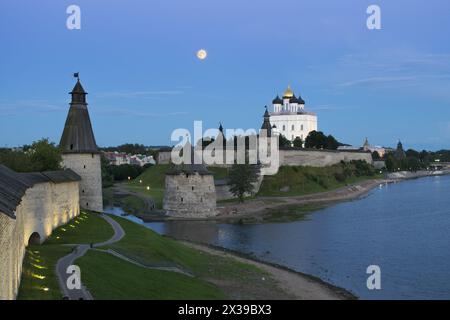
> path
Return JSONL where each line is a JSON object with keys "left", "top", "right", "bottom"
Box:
{"left": 55, "top": 214, "right": 124, "bottom": 300}
{"left": 55, "top": 213, "right": 191, "bottom": 300}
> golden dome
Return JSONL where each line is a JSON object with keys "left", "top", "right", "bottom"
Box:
{"left": 283, "top": 85, "right": 294, "bottom": 98}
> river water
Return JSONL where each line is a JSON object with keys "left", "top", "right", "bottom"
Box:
{"left": 105, "top": 175, "right": 450, "bottom": 299}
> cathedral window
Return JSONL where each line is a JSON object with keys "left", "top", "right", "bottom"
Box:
{"left": 282, "top": 125, "right": 286, "bottom": 131}
{"left": 292, "top": 125, "right": 295, "bottom": 131}
{"left": 301, "top": 125, "right": 304, "bottom": 131}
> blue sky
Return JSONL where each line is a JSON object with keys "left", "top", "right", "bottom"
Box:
{"left": 1, "top": 0, "right": 450, "bottom": 150}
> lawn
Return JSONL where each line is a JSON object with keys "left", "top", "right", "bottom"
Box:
{"left": 76, "top": 250, "right": 225, "bottom": 300}
{"left": 17, "top": 245, "right": 72, "bottom": 300}
{"left": 17, "top": 211, "right": 114, "bottom": 300}
{"left": 106, "top": 215, "right": 290, "bottom": 299}
{"left": 45, "top": 211, "right": 114, "bottom": 245}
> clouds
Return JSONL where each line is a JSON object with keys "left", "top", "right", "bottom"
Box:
{"left": 93, "top": 106, "right": 188, "bottom": 118}
{"left": 0, "top": 100, "right": 65, "bottom": 116}
{"left": 95, "top": 90, "right": 184, "bottom": 98}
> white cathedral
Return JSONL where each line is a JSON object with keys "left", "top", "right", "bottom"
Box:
{"left": 269, "top": 85, "right": 317, "bottom": 143}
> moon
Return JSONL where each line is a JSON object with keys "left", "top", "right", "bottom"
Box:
{"left": 196, "top": 49, "right": 207, "bottom": 60}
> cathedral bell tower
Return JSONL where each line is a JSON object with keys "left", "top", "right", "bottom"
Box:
{"left": 59, "top": 74, "right": 103, "bottom": 212}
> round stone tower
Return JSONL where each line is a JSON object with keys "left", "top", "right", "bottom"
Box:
{"left": 59, "top": 76, "right": 103, "bottom": 212}
{"left": 163, "top": 164, "right": 217, "bottom": 218}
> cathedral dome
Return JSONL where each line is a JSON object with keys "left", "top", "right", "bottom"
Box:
{"left": 272, "top": 95, "right": 282, "bottom": 104}
{"left": 283, "top": 85, "right": 294, "bottom": 98}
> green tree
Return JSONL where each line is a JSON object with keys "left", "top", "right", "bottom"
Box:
{"left": 28, "top": 139, "right": 62, "bottom": 172}
{"left": 325, "top": 135, "right": 339, "bottom": 150}
{"left": 372, "top": 151, "right": 381, "bottom": 160}
{"left": 305, "top": 131, "right": 327, "bottom": 149}
{"left": 228, "top": 164, "right": 259, "bottom": 202}
{"left": 293, "top": 137, "right": 303, "bottom": 148}
{"left": 278, "top": 134, "right": 291, "bottom": 148}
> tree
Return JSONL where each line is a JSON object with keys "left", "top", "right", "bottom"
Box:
{"left": 325, "top": 135, "right": 339, "bottom": 150}
{"left": 28, "top": 139, "right": 62, "bottom": 172}
{"left": 372, "top": 151, "right": 381, "bottom": 160}
{"left": 305, "top": 131, "right": 327, "bottom": 149}
{"left": 293, "top": 137, "right": 303, "bottom": 148}
{"left": 0, "top": 139, "right": 61, "bottom": 172}
{"left": 278, "top": 134, "right": 291, "bottom": 148}
{"left": 228, "top": 164, "right": 259, "bottom": 202}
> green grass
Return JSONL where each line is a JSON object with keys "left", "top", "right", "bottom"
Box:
{"left": 125, "top": 164, "right": 169, "bottom": 208}
{"left": 208, "top": 166, "right": 229, "bottom": 180}
{"left": 45, "top": 211, "right": 115, "bottom": 245}
{"left": 106, "top": 215, "right": 290, "bottom": 299}
{"left": 17, "top": 245, "right": 72, "bottom": 300}
{"left": 258, "top": 164, "right": 382, "bottom": 197}
{"left": 17, "top": 211, "right": 115, "bottom": 300}
{"left": 76, "top": 250, "right": 225, "bottom": 300}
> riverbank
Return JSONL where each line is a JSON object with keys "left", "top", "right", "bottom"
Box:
{"left": 19, "top": 210, "right": 355, "bottom": 300}
{"left": 181, "top": 240, "right": 356, "bottom": 300}
{"left": 130, "top": 178, "right": 387, "bottom": 223}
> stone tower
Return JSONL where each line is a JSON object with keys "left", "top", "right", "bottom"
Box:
{"left": 59, "top": 77, "right": 103, "bottom": 212}
{"left": 163, "top": 161, "right": 217, "bottom": 218}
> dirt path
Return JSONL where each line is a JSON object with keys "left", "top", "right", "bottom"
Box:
{"left": 182, "top": 241, "right": 355, "bottom": 300}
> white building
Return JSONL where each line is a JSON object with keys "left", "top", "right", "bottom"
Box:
{"left": 269, "top": 85, "right": 317, "bottom": 143}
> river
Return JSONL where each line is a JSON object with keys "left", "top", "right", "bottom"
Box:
{"left": 105, "top": 175, "right": 450, "bottom": 299}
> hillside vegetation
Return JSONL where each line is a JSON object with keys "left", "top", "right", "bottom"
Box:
{"left": 258, "top": 160, "right": 380, "bottom": 197}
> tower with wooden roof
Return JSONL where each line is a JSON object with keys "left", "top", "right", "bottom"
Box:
{"left": 59, "top": 75, "right": 103, "bottom": 212}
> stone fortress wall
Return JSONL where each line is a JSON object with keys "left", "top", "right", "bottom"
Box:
{"left": 279, "top": 149, "right": 373, "bottom": 167}
{"left": 0, "top": 169, "right": 79, "bottom": 300}
{"left": 62, "top": 154, "right": 103, "bottom": 213}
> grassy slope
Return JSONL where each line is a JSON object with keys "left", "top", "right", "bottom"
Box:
{"left": 17, "top": 245, "right": 72, "bottom": 300}
{"left": 106, "top": 215, "right": 290, "bottom": 299}
{"left": 258, "top": 165, "right": 381, "bottom": 197}
{"left": 76, "top": 250, "right": 225, "bottom": 300}
{"left": 17, "top": 211, "right": 113, "bottom": 300}
{"left": 125, "top": 164, "right": 169, "bottom": 208}
{"left": 44, "top": 211, "right": 114, "bottom": 245}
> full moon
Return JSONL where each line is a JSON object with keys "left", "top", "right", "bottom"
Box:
{"left": 196, "top": 49, "right": 207, "bottom": 60}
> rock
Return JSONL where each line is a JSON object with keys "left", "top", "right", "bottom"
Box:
{"left": 279, "top": 186, "right": 290, "bottom": 192}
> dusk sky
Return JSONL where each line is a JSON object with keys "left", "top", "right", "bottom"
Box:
{"left": 1, "top": 0, "right": 450, "bottom": 150}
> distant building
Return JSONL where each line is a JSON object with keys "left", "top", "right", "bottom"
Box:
{"left": 103, "top": 151, "right": 155, "bottom": 167}
{"left": 361, "top": 138, "right": 387, "bottom": 158}
{"left": 394, "top": 140, "right": 407, "bottom": 160}
{"left": 268, "top": 85, "right": 318, "bottom": 143}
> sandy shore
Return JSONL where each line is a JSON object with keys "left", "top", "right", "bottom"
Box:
{"left": 182, "top": 241, "right": 356, "bottom": 300}
{"left": 214, "top": 178, "right": 389, "bottom": 220}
